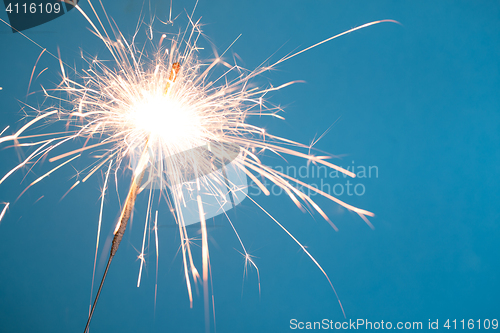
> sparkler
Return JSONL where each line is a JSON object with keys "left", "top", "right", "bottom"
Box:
{"left": 84, "top": 61, "right": 180, "bottom": 332}
{"left": 0, "top": 1, "right": 396, "bottom": 331}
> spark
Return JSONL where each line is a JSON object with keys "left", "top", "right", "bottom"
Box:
{"left": 0, "top": 203, "right": 9, "bottom": 225}
{"left": 27, "top": 49, "right": 46, "bottom": 96}
{"left": 0, "top": 110, "right": 58, "bottom": 145}
{"left": 0, "top": 1, "right": 397, "bottom": 332}
{"left": 88, "top": 159, "right": 112, "bottom": 318}
{"left": 198, "top": 194, "right": 210, "bottom": 333}
{"left": 154, "top": 210, "right": 159, "bottom": 313}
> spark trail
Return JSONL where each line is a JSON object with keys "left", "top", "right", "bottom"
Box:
{"left": 0, "top": 203, "right": 9, "bottom": 225}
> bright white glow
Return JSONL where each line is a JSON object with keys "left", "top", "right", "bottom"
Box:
{"left": 130, "top": 93, "right": 201, "bottom": 146}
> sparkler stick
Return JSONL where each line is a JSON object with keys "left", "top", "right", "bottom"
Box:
{"left": 83, "top": 63, "right": 181, "bottom": 333}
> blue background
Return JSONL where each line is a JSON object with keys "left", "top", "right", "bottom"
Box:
{"left": 0, "top": 0, "right": 498, "bottom": 332}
